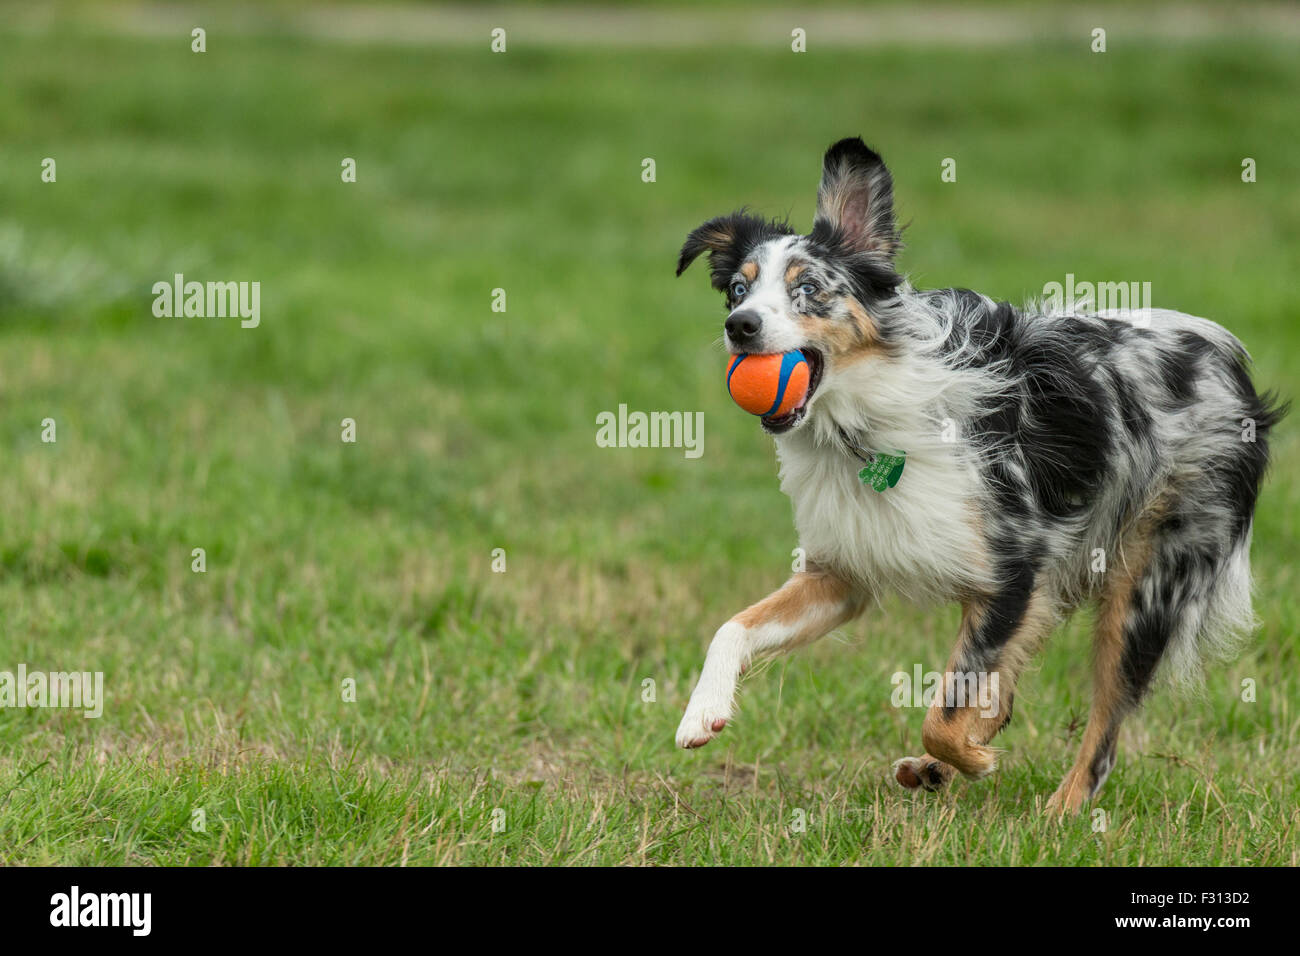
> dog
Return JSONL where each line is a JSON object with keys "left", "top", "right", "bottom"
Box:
{"left": 673, "top": 137, "right": 1284, "bottom": 813}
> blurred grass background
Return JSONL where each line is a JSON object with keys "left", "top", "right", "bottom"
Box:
{"left": 0, "top": 2, "right": 1296, "bottom": 864}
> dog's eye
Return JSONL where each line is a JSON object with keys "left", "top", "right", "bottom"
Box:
{"left": 796, "top": 281, "right": 819, "bottom": 296}
{"left": 730, "top": 281, "right": 748, "bottom": 300}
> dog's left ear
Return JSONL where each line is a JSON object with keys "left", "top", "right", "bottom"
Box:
{"left": 813, "top": 138, "right": 900, "bottom": 259}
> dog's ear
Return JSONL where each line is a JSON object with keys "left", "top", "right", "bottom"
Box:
{"left": 813, "top": 138, "right": 900, "bottom": 259}
{"left": 676, "top": 213, "right": 745, "bottom": 278}
{"left": 677, "top": 211, "right": 794, "bottom": 288}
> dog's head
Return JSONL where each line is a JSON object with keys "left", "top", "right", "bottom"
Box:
{"left": 676, "top": 137, "right": 902, "bottom": 434}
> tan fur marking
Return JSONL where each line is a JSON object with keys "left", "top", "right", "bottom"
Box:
{"left": 797, "top": 298, "right": 883, "bottom": 365}
{"left": 733, "top": 570, "right": 854, "bottom": 629}
{"left": 740, "top": 261, "right": 758, "bottom": 282}
{"left": 784, "top": 261, "right": 807, "bottom": 284}
{"left": 845, "top": 299, "right": 881, "bottom": 343}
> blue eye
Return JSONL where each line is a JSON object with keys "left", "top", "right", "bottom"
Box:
{"left": 797, "top": 282, "right": 818, "bottom": 296}
{"left": 730, "top": 281, "right": 748, "bottom": 300}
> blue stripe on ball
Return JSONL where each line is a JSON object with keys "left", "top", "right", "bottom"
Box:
{"left": 763, "top": 350, "right": 805, "bottom": 418}
{"left": 727, "top": 353, "right": 746, "bottom": 391}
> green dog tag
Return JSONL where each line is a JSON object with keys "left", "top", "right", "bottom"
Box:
{"left": 858, "top": 451, "right": 906, "bottom": 492}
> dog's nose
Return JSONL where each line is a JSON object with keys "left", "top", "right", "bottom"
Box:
{"left": 725, "top": 310, "right": 762, "bottom": 347}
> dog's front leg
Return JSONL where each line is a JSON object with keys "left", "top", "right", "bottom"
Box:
{"left": 675, "top": 567, "right": 864, "bottom": 749}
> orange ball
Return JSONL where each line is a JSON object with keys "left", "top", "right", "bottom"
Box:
{"left": 726, "top": 351, "right": 810, "bottom": 418}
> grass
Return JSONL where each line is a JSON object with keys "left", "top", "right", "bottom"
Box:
{"left": 0, "top": 8, "right": 1297, "bottom": 865}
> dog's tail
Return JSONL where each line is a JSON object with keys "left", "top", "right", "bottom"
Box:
{"left": 1163, "top": 530, "right": 1257, "bottom": 685}
{"left": 1163, "top": 376, "right": 1286, "bottom": 685}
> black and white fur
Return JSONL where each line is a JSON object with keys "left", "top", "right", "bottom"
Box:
{"left": 673, "top": 137, "right": 1284, "bottom": 812}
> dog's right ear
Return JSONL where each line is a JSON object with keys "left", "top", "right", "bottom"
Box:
{"left": 675, "top": 213, "right": 746, "bottom": 279}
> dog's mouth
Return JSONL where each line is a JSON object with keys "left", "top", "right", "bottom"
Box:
{"left": 761, "top": 348, "right": 824, "bottom": 434}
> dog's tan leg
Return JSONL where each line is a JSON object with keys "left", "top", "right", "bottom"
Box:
{"left": 675, "top": 565, "right": 865, "bottom": 749}
{"left": 1047, "top": 527, "right": 1157, "bottom": 816}
{"left": 895, "top": 587, "right": 1059, "bottom": 791}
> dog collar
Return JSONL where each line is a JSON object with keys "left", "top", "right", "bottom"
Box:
{"left": 836, "top": 426, "right": 906, "bottom": 492}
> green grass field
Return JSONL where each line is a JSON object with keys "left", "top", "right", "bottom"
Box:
{"left": 1, "top": 5, "right": 1297, "bottom": 865}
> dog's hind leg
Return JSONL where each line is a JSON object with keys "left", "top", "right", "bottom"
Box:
{"left": 895, "top": 580, "right": 1060, "bottom": 792}
{"left": 1047, "top": 509, "right": 1232, "bottom": 815}
{"left": 675, "top": 565, "right": 865, "bottom": 750}
{"left": 1046, "top": 514, "right": 1168, "bottom": 816}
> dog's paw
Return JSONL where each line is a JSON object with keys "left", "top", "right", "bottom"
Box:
{"left": 891, "top": 755, "right": 956, "bottom": 792}
{"left": 675, "top": 705, "right": 730, "bottom": 749}
{"left": 1045, "top": 772, "right": 1089, "bottom": 817}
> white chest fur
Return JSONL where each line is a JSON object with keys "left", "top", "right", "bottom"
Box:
{"left": 774, "top": 429, "right": 990, "bottom": 604}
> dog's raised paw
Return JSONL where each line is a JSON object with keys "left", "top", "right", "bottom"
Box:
{"left": 891, "top": 756, "right": 954, "bottom": 792}
{"left": 675, "top": 708, "right": 729, "bottom": 749}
